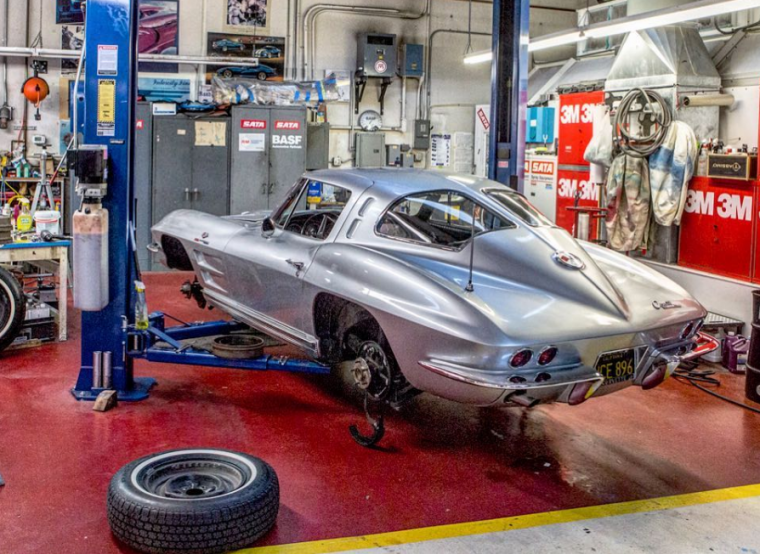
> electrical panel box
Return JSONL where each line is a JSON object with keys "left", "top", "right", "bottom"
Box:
{"left": 386, "top": 144, "right": 401, "bottom": 166}
{"left": 400, "top": 44, "right": 424, "bottom": 77}
{"left": 413, "top": 119, "right": 431, "bottom": 150}
{"left": 357, "top": 33, "right": 397, "bottom": 78}
{"left": 356, "top": 133, "right": 386, "bottom": 168}
{"left": 527, "top": 106, "right": 555, "bottom": 144}
{"left": 306, "top": 123, "right": 330, "bottom": 170}
{"left": 400, "top": 152, "right": 415, "bottom": 167}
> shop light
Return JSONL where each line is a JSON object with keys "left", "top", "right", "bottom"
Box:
{"left": 529, "top": 0, "right": 760, "bottom": 52}
{"left": 463, "top": 49, "right": 493, "bottom": 65}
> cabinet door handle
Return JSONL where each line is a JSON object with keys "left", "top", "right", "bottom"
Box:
{"left": 184, "top": 188, "right": 191, "bottom": 201}
{"left": 193, "top": 188, "right": 200, "bottom": 200}
{"left": 261, "top": 184, "right": 268, "bottom": 195}
{"left": 268, "top": 183, "right": 275, "bottom": 194}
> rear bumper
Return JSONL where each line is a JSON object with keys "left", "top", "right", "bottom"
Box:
{"left": 417, "top": 332, "right": 720, "bottom": 407}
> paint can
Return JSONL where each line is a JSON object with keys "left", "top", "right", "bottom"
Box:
{"left": 722, "top": 334, "right": 748, "bottom": 374}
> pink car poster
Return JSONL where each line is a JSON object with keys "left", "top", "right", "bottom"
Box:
{"left": 139, "top": 0, "right": 179, "bottom": 73}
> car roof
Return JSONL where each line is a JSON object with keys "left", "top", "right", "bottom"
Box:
{"left": 303, "top": 168, "right": 510, "bottom": 197}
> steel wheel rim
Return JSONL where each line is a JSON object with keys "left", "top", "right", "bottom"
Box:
{"left": 131, "top": 449, "right": 257, "bottom": 501}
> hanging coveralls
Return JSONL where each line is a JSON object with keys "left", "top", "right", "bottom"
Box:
{"left": 605, "top": 154, "right": 651, "bottom": 252}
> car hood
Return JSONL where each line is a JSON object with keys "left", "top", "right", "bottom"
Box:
{"left": 372, "top": 225, "right": 704, "bottom": 344}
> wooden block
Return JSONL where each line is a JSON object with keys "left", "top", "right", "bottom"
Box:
{"left": 93, "top": 390, "right": 118, "bottom": 412}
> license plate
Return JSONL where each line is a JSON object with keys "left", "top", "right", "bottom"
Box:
{"left": 596, "top": 349, "right": 636, "bottom": 385}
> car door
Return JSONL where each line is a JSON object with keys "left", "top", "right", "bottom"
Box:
{"left": 223, "top": 178, "right": 354, "bottom": 351}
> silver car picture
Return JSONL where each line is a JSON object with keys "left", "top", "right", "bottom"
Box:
{"left": 151, "top": 169, "right": 716, "bottom": 423}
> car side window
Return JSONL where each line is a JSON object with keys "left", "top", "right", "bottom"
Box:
{"left": 278, "top": 180, "right": 353, "bottom": 240}
{"left": 273, "top": 180, "right": 307, "bottom": 227}
{"left": 377, "top": 190, "right": 515, "bottom": 248}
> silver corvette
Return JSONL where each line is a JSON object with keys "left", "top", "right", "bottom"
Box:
{"left": 151, "top": 169, "right": 717, "bottom": 411}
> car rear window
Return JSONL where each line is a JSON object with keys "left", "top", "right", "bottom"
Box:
{"left": 484, "top": 188, "right": 553, "bottom": 227}
{"left": 377, "top": 190, "right": 515, "bottom": 248}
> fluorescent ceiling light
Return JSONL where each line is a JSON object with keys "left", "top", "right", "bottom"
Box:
{"left": 529, "top": 0, "right": 760, "bottom": 52}
{"left": 463, "top": 50, "right": 493, "bottom": 65}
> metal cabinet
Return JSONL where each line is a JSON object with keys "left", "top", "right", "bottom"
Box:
{"left": 134, "top": 102, "right": 153, "bottom": 271}
{"left": 152, "top": 115, "right": 231, "bottom": 226}
{"left": 230, "top": 105, "right": 307, "bottom": 214}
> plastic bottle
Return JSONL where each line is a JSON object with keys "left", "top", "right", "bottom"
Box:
{"left": 134, "top": 280, "right": 149, "bottom": 330}
{"left": 16, "top": 199, "right": 33, "bottom": 233}
{"left": 697, "top": 144, "right": 709, "bottom": 176}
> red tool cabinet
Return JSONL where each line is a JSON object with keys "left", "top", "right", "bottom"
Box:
{"left": 678, "top": 176, "right": 755, "bottom": 282}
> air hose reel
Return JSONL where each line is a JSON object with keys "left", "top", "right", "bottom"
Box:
{"left": 613, "top": 88, "right": 673, "bottom": 158}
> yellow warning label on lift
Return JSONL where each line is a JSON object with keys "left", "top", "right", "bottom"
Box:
{"left": 97, "top": 79, "right": 116, "bottom": 137}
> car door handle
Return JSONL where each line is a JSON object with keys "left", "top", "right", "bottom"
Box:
{"left": 285, "top": 259, "right": 305, "bottom": 271}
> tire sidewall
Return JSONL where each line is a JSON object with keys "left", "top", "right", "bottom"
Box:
{"left": 109, "top": 448, "right": 276, "bottom": 514}
{"left": 0, "top": 267, "right": 25, "bottom": 353}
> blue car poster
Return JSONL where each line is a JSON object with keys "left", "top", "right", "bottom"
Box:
{"left": 56, "top": 0, "right": 84, "bottom": 24}
{"left": 206, "top": 32, "right": 285, "bottom": 83}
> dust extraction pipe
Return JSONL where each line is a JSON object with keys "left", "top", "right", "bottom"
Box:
{"left": 681, "top": 93, "right": 735, "bottom": 107}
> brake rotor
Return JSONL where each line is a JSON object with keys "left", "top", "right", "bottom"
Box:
{"left": 351, "top": 340, "right": 393, "bottom": 401}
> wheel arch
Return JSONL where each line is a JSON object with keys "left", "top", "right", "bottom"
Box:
{"left": 312, "top": 292, "right": 380, "bottom": 362}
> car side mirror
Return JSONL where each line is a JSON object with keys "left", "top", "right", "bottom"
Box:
{"left": 262, "top": 217, "right": 276, "bottom": 238}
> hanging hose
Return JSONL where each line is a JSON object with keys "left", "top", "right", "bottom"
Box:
{"left": 614, "top": 88, "right": 673, "bottom": 158}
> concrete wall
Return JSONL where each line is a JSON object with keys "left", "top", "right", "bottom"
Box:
{"left": 0, "top": 0, "right": 576, "bottom": 164}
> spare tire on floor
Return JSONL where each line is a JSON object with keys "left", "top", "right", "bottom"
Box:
{"left": 107, "top": 448, "right": 279, "bottom": 554}
{"left": 0, "top": 266, "right": 25, "bottom": 354}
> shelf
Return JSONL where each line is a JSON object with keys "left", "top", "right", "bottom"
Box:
{"left": 2, "top": 177, "right": 66, "bottom": 183}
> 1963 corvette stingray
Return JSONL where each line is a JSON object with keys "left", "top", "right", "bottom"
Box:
{"left": 151, "top": 169, "right": 717, "bottom": 419}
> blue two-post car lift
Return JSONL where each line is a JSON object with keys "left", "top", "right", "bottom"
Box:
{"left": 69, "top": 0, "right": 330, "bottom": 403}
{"left": 69, "top": 0, "right": 528, "bottom": 404}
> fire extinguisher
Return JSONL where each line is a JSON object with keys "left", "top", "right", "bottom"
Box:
{"left": 21, "top": 66, "right": 50, "bottom": 121}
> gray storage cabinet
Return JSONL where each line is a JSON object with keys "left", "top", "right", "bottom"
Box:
{"left": 134, "top": 102, "right": 153, "bottom": 272}
{"left": 152, "top": 114, "right": 231, "bottom": 229}
{"left": 230, "top": 105, "right": 307, "bottom": 214}
{"left": 306, "top": 123, "right": 330, "bottom": 170}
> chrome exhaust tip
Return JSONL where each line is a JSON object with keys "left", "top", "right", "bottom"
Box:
{"left": 505, "top": 391, "right": 539, "bottom": 407}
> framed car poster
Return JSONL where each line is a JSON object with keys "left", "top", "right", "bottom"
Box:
{"left": 206, "top": 32, "right": 285, "bottom": 83}
{"left": 225, "top": 0, "right": 270, "bottom": 34}
{"left": 56, "top": 0, "right": 84, "bottom": 24}
{"left": 138, "top": 0, "right": 180, "bottom": 73}
{"left": 61, "top": 25, "right": 84, "bottom": 74}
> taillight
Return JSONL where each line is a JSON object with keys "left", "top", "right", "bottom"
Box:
{"left": 538, "top": 347, "right": 558, "bottom": 366}
{"left": 681, "top": 321, "right": 696, "bottom": 340}
{"left": 510, "top": 349, "right": 532, "bottom": 368}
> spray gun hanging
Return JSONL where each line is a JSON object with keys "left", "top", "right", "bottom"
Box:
{"left": 21, "top": 61, "right": 50, "bottom": 121}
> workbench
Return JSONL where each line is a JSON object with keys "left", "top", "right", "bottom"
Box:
{"left": 0, "top": 241, "right": 70, "bottom": 342}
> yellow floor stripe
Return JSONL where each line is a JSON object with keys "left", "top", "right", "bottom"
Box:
{"left": 236, "top": 483, "right": 760, "bottom": 554}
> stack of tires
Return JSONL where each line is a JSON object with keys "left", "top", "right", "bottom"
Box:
{"left": 747, "top": 291, "right": 760, "bottom": 403}
{"left": 0, "top": 266, "right": 25, "bottom": 354}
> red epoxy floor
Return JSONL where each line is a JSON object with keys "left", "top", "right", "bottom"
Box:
{"left": 1, "top": 271, "right": 760, "bottom": 553}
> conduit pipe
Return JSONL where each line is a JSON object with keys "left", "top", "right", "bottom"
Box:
{"left": 0, "top": 47, "right": 265, "bottom": 68}
{"left": 303, "top": 1, "right": 428, "bottom": 81}
{"left": 681, "top": 93, "right": 735, "bottom": 107}
{"left": 426, "top": 29, "right": 491, "bottom": 120}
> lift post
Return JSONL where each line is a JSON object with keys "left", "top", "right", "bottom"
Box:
{"left": 71, "top": 0, "right": 155, "bottom": 401}
{"left": 488, "top": 0, "right": 530, "bottom": 189}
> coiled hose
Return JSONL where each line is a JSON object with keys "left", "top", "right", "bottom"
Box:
{"left": 614, "top": 88, "right": 673, "bottom": 158}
